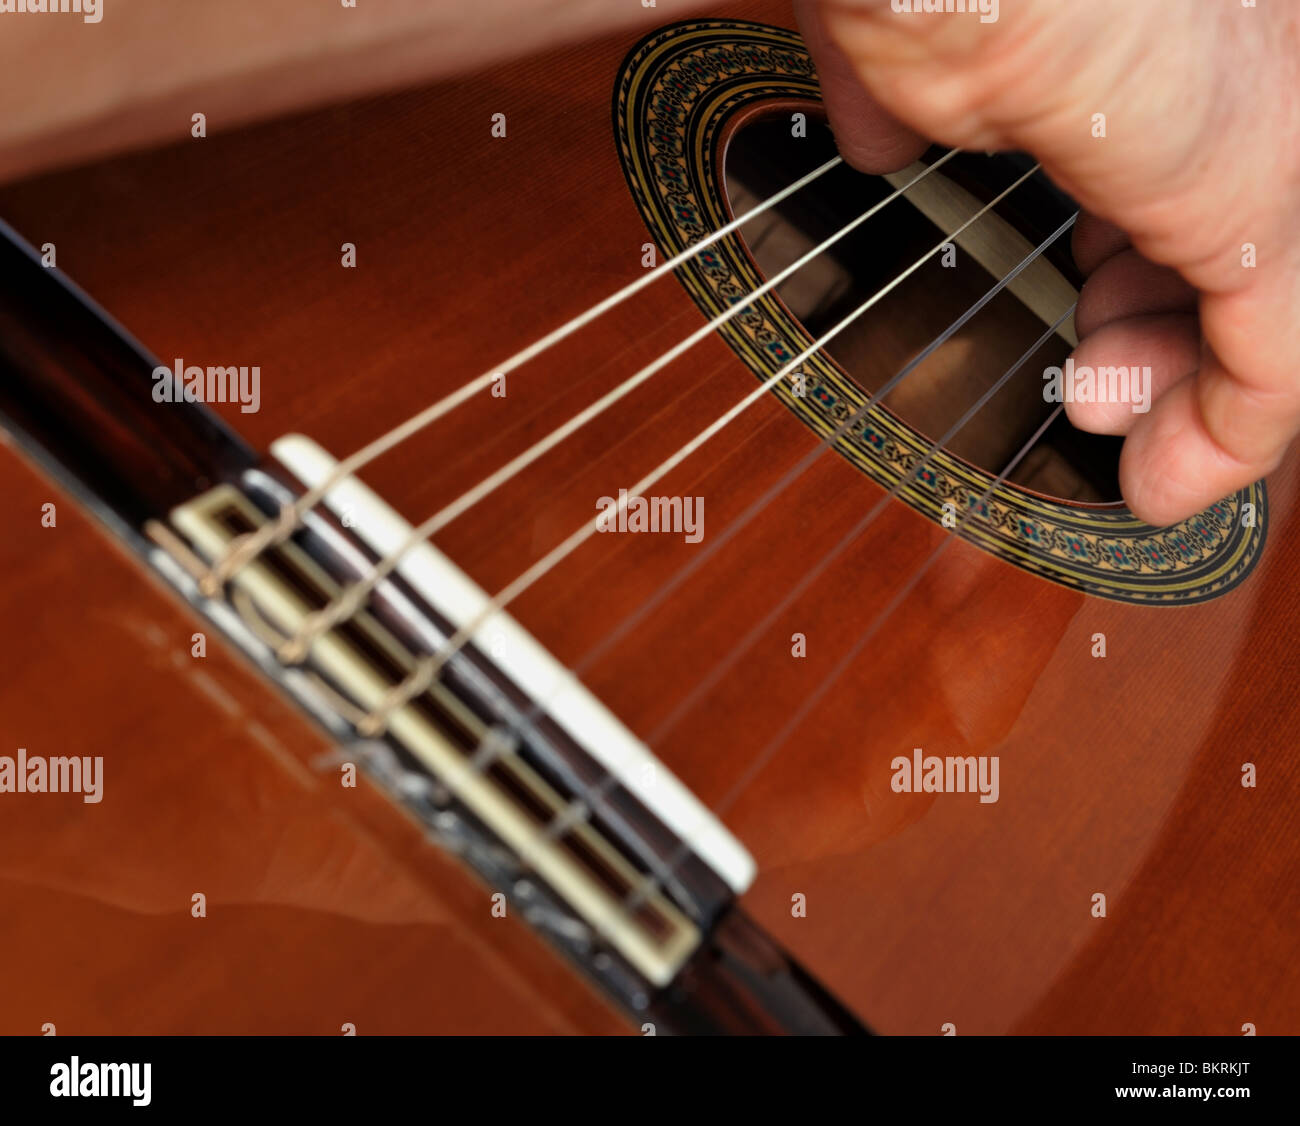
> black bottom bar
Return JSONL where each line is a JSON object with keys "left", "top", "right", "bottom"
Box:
{"left": 2, "top": 1033, "right": 1289, "bottom": 1115}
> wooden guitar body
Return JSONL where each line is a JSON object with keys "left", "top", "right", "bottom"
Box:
{"left": 0, "top": 1, "right": 1295, "bottom": 1035}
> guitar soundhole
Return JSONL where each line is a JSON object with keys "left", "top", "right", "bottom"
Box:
{"left": 723, "top": 113, "right": 1124, "bottom": 504}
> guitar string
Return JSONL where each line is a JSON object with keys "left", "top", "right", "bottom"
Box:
{"left": 570, "top": 218, "right": 1078, "bottom": 700}
{"left": 551, "top": 307, "right": 1070, "bottom": 913}
{"left": 645, "top": 305, "right": 1076, "bottom": 746}
{"left": 352, "top": 164, "right": 1042, "bottom": 736}
{"left": 480, "top": 219, "right": 1077, "bottom": 845}
{"left": 198, "top": 154, "right": 845, "bottom": 596}
{"left": 366, "top": 218, "right": 1076, "bottom": 915}
{"left": 501, "top": 274, "right": 1071, "bottom": 858}
{"left": 273, "top": 150, "right": 960, "bottom": 662}
{"left": 625, "top": 403, "right": 1068, "bottom": 912}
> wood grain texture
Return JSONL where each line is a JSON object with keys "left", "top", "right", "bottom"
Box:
{"left": 0, "top": 0, "right": 1295, "bottom": 1034}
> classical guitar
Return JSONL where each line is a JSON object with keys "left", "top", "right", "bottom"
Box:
{"left": 0, "top": 1, "right": 1293, "bottom": 1036}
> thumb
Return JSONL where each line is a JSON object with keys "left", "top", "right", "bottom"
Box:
{"left": 793, "top": 0, "right": 929, "bottom": 174}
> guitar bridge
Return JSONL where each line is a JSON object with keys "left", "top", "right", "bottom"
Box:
{"left": 155, "top": 436, "right": 754, "bottom": 1001}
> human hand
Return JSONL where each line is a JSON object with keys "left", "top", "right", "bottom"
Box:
{"left": 797, "top": 0, "right": 1299, "bottom": 525}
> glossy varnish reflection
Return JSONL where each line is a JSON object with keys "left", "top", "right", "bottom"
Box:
{"left": 0, "top": 0, "right": 1296, "bottom": 1033}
